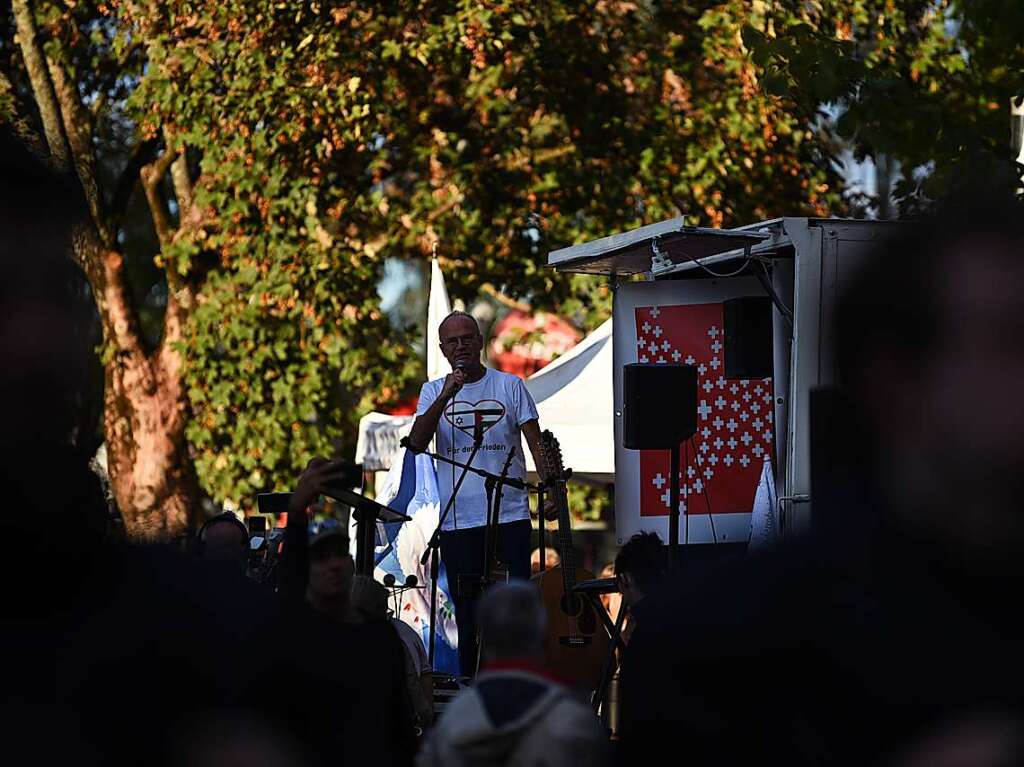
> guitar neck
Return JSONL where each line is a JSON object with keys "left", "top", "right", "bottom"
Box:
{"left": 552, "top": 480, "right": 576, "bottom": 590}
{"left": 540, "top": 430, "right": 577, "bottom": 592}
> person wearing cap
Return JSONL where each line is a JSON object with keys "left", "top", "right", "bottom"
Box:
{"left": 281, "top": 459, "right": 418, "bottom": 765}
{"left": 305, "top": 519, "right": 357, "bottom": 623}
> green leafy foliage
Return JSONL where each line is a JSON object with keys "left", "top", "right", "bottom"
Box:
{"left": 121, "top": 0, "right": 845, "bottom": 509}
{"left": 743, "top": 0, "right": 1024, "bottom": 208}
{"left": 8, "top": 0, "right": 857, "bottom": 513}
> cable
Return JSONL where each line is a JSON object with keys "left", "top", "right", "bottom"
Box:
{"left": 684, "top": 252, "right": 754, "bottom": 279}
{"left": 754, "top": 257, "right": 794, "bottom": 329}
{"left": 701, "top": 463, "right": 719, "bottom": 545}
{"left": 653, "top": 236, "right": 753, "bottom": 279}
{"left": 683, "top": 439, "right": 689, "bottom": 546}
{"left": 689, "top": 435, "right": 719, "bottom": 545}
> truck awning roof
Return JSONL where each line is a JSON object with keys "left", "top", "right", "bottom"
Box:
{"left": 547, "top": 218, "right": 770, "bottom": 276}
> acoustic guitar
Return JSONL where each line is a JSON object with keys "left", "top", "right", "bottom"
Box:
{"left": 534, "top": 430, "right": 610, "bottom": 690}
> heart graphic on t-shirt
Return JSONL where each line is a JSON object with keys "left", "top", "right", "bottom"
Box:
{"left": 443, "top": 399, "right": 506, "bottom": 438}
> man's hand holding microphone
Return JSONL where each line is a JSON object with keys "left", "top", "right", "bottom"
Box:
{"left": 439, "top": 360, "right": 467, "bottom": 401}
{"left": 406, "top": 360, "right": 468, "bottom": 454}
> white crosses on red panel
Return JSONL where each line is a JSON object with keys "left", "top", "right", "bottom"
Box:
{"left": 634, "top": 306, "right": 775, "bottom": 513}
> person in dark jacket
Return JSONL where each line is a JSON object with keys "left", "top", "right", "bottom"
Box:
{"left": 419, "top": 580, "right": 609, "bottom": 767}
{"left": 280, "top": 457, "right": 418, "bottom": 766}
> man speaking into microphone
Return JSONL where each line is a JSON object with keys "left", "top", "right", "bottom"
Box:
{"left": 408, "top": 310, "right": 554, "bottom": 675}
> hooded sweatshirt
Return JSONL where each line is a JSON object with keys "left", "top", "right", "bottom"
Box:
{"left": 418, "top": 665, "right": 609, "bottom": 767}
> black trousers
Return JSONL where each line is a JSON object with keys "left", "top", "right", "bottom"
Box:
{"left": 439, "top": 519, "right": 531, "bottom": 676}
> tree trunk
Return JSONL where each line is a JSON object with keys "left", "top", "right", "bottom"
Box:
{"left": 14, "top": 0, "right": 200, "bottom": 539}
{"left": 11, "top": 0, "right": 69, "bottom": 168}
{"left": 103, "top": 361, "right": 199, "bottom": 539}
{"left": 96, "top": 247, "right": 199, "bottom": 539}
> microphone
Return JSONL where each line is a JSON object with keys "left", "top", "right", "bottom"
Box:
{"left": 453, "top": 359, "right": 467, "bottom": 396}
{"left": 382, "top": 573, "right": 420, "bottom": 589}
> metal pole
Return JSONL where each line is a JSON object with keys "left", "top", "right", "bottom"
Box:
{"left": 537, "top": 482, "right": 546, "bottom": 574}
{"left": 423, "top": 438, "right": 484, "bottom": 669}
{"left": 1012, "top": 95, "right": 1024, "bottom": 193}
{"left": 669, "top": 443, "right": 680, "bottom": 570}
{"left": 427, "top": 541, "right": 441, "bottom": 666}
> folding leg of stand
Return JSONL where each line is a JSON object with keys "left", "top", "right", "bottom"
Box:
{"left": 588, "top": 593, "right": 629, "bottom": 654}
{"left": 588, "top": 595, "right": 629, "bottom": 713}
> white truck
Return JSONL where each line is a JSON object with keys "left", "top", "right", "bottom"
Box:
{"left": 547, "top": 217, "right": 896, "bottom": 544}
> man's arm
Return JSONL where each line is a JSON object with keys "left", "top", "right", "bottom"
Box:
{"left": 521, "top": 419, "right": 558, "bottom": 519}
{"left": 407, "top": 371, "right": 464, "bottom": 453}
{"left": 521, "top": 419, "right": 547, "bottom": 475}
{"left": 280, "top": 457, "right": 355, "bottom": 602}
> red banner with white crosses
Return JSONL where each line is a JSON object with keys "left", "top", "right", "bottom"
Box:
{"left": 634, "top": 303, "right": 774, "bottom": 518}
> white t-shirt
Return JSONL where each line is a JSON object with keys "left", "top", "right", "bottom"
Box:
{"left": 416, "top": 367, "right": 539, "bottom": 531}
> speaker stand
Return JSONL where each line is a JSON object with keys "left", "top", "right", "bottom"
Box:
{"left": 669, "top": 443, "right": 680, "bottom": 570}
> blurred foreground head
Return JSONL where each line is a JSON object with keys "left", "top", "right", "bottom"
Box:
{"left": 0, "top": 129, "right": 96, "bottom": 450}
{"left": 837, "top": 196, "right": 1024, "bottom": 572}
{"left": 350, "top": 574, "right": 389, "bottom": 621}
{"left": 0, "top": 130, "right": 106, "bottom": 562}
{"left": 615, "top": 531, "right": 665, "bottom": 605}
{"left": 478, "top": 580, "right": 547, "bottom": 664}
{"left": 198, "top": 512, "right": 250, "bottom": 574}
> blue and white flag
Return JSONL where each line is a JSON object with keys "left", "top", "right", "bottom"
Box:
{"left": 371, "top": 448, "right": 460, "bottom": 674}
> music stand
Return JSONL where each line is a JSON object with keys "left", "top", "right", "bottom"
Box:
{"left": 573, "top": 578, "right": 629, "bottom": 714}
{"left": 325, "top": 486, "right": 410, "bottom": 576}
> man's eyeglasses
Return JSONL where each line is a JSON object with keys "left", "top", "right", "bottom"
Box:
{"left": 440, "top": 333, "right": 479, "bottom": 348}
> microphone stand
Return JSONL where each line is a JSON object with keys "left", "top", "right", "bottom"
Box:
{"left": 413, "top": 427, "right": 484, "bottom": 669}
{"left": 413, "top": 444, "right": 535, "bottom": 492}
{"left": 475, "top": 446, "right": 516, "bottom": 674}
{"left": 482, "top": 447, "right": 516, "bottom": 589}
{"left": 401, "top": 435, "right": 538, "bottom": 669}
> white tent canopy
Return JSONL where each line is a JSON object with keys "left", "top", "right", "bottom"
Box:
{"left": 523, "top": 318, "right": 614, "bottom": 484}
{"left": 357, "top": 319, "right": 616, "bottom": 484}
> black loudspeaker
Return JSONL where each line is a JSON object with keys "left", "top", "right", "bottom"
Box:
{"left": 724, "top": 297, "right": 773, "bottom": 379}
{"left": 623, "top": 364, "right": 698, "bottom": 449}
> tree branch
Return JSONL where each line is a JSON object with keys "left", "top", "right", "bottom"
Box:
{"left": 109, "top": 137, "right": 160, "bottom": 220}
{"left": 46, "top": 53, "right": 114, "bottom": 246}
{"left": 480, "top": 283, "right": 532, "bottom": 313}
{"left": 11, "top": 0, "right": 70, "bottom": 168}
{"left": 427, "top": 195, "right": 460, "bottom": 222}
{"left": 14, "top": 0, "right": 147, "bottom": 366}
{"left": 142, "top": 144, "right": 196, "bottom": 316}
{"left": 89, "top": 91, "right": 107, "bottom": 119}
{"left": 140, "top": 147, "right": 177, "bottom": 250}
{"left": 156, "top": 285, "right": 192, "bottom": 394}
{"left": 73, "top": 225, "right": 151, "bottom": 368}
{"left": 165, "top": 127, "right": 194, "bottom": 215}
{"left": 0, "top": 70, "right": 48, "bottom": 157}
